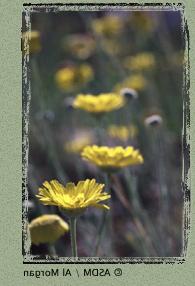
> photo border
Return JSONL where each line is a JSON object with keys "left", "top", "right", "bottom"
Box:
{"left": 22, "top": 2, "right": 190, "bottom": 264}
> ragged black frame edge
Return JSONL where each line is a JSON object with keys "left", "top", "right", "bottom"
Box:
{"left": 22, "top": 2, "right": 190, "bottom": 264}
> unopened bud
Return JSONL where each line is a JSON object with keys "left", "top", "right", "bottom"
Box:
{"left": 144, "top": 114, "right": 163, "bottom": 127}
{"left": 120, "top": 88, "right": 138, "bottom": 100}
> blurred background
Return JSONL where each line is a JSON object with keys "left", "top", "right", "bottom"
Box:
{"left": 22, "top": 9, "right": 185, "bottom": 258}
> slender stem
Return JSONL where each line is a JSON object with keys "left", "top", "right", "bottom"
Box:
{"left": 49, "top": 244, "right": 57, "bottom": 256}
{"left": 93, "top": 172, "right": 111, "bottom": 256}
{"left": 69, "top": 217, "right": 78, "bottom": 257}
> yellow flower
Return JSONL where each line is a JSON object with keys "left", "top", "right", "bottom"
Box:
{"left": 92, "top": 15, "right": 123, "bottom": 37}
{"left": 124, "top": 52, "right": 155, "bottom": 71}
{"left": 55, "top": 64, "right": 94, "bottom": 92}
{"left": 65, "top": 134, "right": 93, "bottom": 154}
{"left": 108, "top": 124, "right": 138, "bottom": 141}
{"left": 22, "top": 30, "right": 41, "bottom": 54}
{"left": 114, "top": 74, "right": 146, "bottom": 92}
{"left": 128, "top": 12, "right": 157, "bottom": 33}
{"left": 64, "top": 34, "right": 95, "bottom": 59}
{"left": 73, "top": 93, "right": 125, "bottom": 114}
{"left": 78, "top": 64, "right": 94, "bottom": 83}
{"left": 37, "top": 179, "right": 110, "bottom": 216}
{"left": 102, "top": 38, "right": 121, "bottom": 55}
{"left": 82, "top": 145, "right": 144, "bottom": 172}
{"left": 29, "top": 214, "right": 69, "bottom": 245}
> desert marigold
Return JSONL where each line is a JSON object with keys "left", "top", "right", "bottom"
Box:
{"left": 64, "top": 34, "right": 96, "bottom": 59}
{"left": 36, "top": 179, "right": 110, "bottom": 216}
{"left": 114, "top": 74, "right": 146, "bottom": 92}
{"left": 73, "top": 93, "right": 125, "bottom": 114}
{"left": 92, "top": 15, "right": 123, "bottom": 37}
{"left": 29, "top": 214, "right": 69, "bottom": 245}
{"left": 82, "top": 145, "right": 144, "bottom": 172}
{"left": 22, "top": 30, "right": 41, "bottom": 55}
{"left": 64, "top": 134, "right": 93, "bottom": 154}
{"left": 128, "top": 12, "right": 157, "bottom": 33}
{"left": 55, "top": 64, "right": 94, "bottom": 92}
{"left": 108, "top": 124, "right": 138, "bottom": 141}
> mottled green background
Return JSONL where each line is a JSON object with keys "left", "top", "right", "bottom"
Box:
{"left": 0, "top": 0, "right": 195, "bottom": 285}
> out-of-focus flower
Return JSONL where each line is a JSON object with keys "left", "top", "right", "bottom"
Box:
{"left": 102, "top": 38, "right": 122, "bottom": 55}
{"left": 55, "top": 64, "right": 94, "bottom": 92}
{"left": 29, "top": 214, "right": 69, "bottom": 245}
{"left": 79, "top": 64, "right": 94, "bottom": 83}
{"left": 124, "top": 52, "right": 155, "bottom": 71}
{"left": 37, "top": 179, "right": 110, "bottom": 216}
{"left": 166, "top": 50, "right": 185, "bottom": 68}
{"left": 64, "top": 34, "right": 96, "bottom": 59}
{"left": 82, "top": 145, "right": 144, "bottom": 172}
{"left": 22, "top": 30, "right": 41, "bottom": 55}
{"left": 128, "top": 12, "right": 157, "bottom": 33}
{"left": 65, "top": 132, "right": 94, "bottom": 154}
{"left": 108, "top": 124, "right": 138, "bottom": 141}
{"left": 114, "top": 74, "right": 147, "bottom": 92}
{"left": 144, "top": 114, "right": 163, "bottom": 127}
{"left": 92, "top": 15, "right": 123, "bottom": 37}
{"left": 73, "top": 93, "right": 125, "bottom": 114}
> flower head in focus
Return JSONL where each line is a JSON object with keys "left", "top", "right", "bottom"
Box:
{"left": 37, "top": 179, "right": 110, "bottom": 216}
{"left": 73, "top": 93, "right": 125, "bottom": 114}
{"left": 124, "top": 52, "right": 155, "bottom": 71}
{"left": 108, "top": 124, "right": 138, "bottom": 142}
{"left": 29, "top": 214, "right": 69, "bottom": 245}
{"left": 92, "top": 15, "right": 123, "bottom": 37}
{"left": 22, "top": 30, "right": 41, "bottom": 55}
{"left": 55, "top": 64, "right": 94, "bottom": 92}
{"left": 82, "top": 145, "right": 144, "bottom": 172}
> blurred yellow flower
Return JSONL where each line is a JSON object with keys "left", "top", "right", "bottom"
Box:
{"left": 92, "top": 15, "right": 123, "bottom": 37}
{"left": 64, "top": 34, "right": 95, "bottom": 59}
{"left": 108, "top": 124, "right": 138, "bottom": 141}
{"left": 128, "top": 12, "right": 157, "bottom": 33}
{"left": 102, "top": 38, "right": 122, "bottom": 55}
{"left": 37, "top": 179, "right": 110, "bottom": 216}
{"left": 73, "top": 93, "right": 125, "bottom": 114}
{"left": 22, "top": 30, "right": 41, "bottom": 54}
{"left": 79, "top": 64, "right": 94, "bottom": 83}
{"left": 82, "top": 145, "right": 144, "bottom": 172}
{"left": 65, "top": 134, "right": 93, "bottom": 154}
{"left": 124, "top": 52, "right": 155, "bottom": 71}
{"left": 55, "top": 64, "right": 94, "bottom": 92}
{"left": 115, "top": 74, "right": 146, "bottom": 92}
{"left": 29, "top": 214, "right": 69, "bottom": 245}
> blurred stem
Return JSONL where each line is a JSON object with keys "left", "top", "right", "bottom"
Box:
{"left": 94, "top": 115, "right": 105, "bottom": 145}
{"left": 31, "top": 57, "right": 68, "bottom": 184}
{"left": 151, "top": 128, "right": 169, "bottom": 256}
{"left": 49, "top": 244, "right": 57, "bottom": 256}
{"left": 124, "top": 169, "right": 160, "bottom": 256}
{"left": 93, "top": 172, "right": 112, "bottom": 256}
{"left": 69, "top": 217, "right": 78, "bottom": 257}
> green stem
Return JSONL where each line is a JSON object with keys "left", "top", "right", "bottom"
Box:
{"left": 93, "top": 173, "right": 112, "bottom": 256}
{"left": 69, "top": 217, "right": 78, "bottom": 257}
{"left": 49, "top": 244, "right": 57, "bottom": 256}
